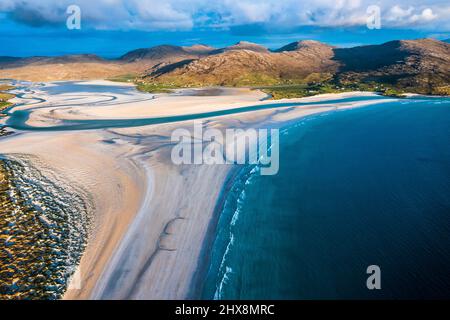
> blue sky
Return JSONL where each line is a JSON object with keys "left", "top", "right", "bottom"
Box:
{"left": 1, "top": 0, "right": 449, "bottom": 58}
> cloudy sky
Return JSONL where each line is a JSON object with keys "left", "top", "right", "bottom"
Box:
{"left": 1, "top": 0, "right": 449, "bottom": 57}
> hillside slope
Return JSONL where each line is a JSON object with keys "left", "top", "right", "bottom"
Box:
{"left": 143, "top": 41, "right": 337, "bottom": 86}
{"left": 334, "top": 39, "right": 450, "bottom": 94}
{"left": 141, "top": 39, "right": 450, "bottom": 95}
{"left": 0, "top": 45, "right": 215, "bottom": 82}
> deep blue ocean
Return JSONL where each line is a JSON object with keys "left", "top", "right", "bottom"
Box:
{"left": 202, "top": 97, "right": 450, "bottom": 299}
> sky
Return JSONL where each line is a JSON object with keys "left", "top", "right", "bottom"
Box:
{"left": 0, "top": 0, "right": 449, "bottom": 58}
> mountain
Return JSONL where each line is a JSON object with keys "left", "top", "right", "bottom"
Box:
{"left": 211, "top": 41, "right": 270, "bottom": 54}
{"left": 0, "top": 54, "right": 105, "bottom": 68}
{"left": 274, "top": 40, "right": 331, "bottom": 52}
{"left": 334, "top": 39, "right": 450, "bottom": 94}
{"left": 0, "top": 56, "right": 23, "bottom": 68}
{"left": 1, "top": 39, "right": 449, "bottom": 95}
{"left": 119, "top": 44, "right": 214, "bottom": 63}
{"left": 0, "top": 54, "right": 127, "bottom": 81}
{"left": 142, "top": 38, "right": 450, "bottom": 94}
{"left": 0, "top": 54, "right": 132, "bottom": 81}
{"left": 144, "top": 41, "right": 337, "bottom": 86}
{"left": 0, "top": 45, "right": 215, "bottom": 82}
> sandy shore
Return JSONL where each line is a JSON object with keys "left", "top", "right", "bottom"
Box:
{"left": 0, "top": 80, "right": 395, "bottom": 299}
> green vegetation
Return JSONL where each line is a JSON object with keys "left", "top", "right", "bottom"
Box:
{"left": 228, "top": 73, "right": 280, "bottom": 87}
{"left": 106, "top": 73, "right": 138, "bottom": 83}
{"left": 135, "top": 81, "right": 181, "bottom": 93}
{"left": 132, "top": 72, "right": 447, "bottom": 100}
{"left": 0, "top": 101, "right": 12, "bottom": 111}
{"left": 140, "top": 72, "right": 281, "bottom": 89}
{"left": 0, "top": 84, "right": 15, "bottom": 113}
{"left": 259, "top": 83, "right": 348, "bottom": 99}
{"left": 134, "top": 75, "right": 449, "bottom": 99}
{"left": 134, "top": 78, "right": 413, "bottom": 100}
{"left": 258, "top": 81, "right": 409, "bottom": 100}
{"left": 0, "top": 84, "right": 14, "bottom": 91}
{"left": 105, "top": 74, "right": 182, "bottom": 93}
{"left": 381, "top": 87, "right": 407, "bottom": 98}
{"left": 432, "top": 85, "right": 450, "bottom": 96}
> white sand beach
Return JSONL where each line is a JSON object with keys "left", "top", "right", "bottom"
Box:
{"left": 0, "top": 80, "right": 395, "bottom": 299}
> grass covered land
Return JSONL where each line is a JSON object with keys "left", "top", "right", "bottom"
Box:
{"left": 258, "top": 82, "right": 409, "bottom": 99}
{"left": 111, "top": 70, "right": 449, "bottom": 100}
{"left": 134, "top": 77, "right": 411, "bottom": 99}
{"left": 106, "top": 74, "right": 137, "bottom": 83}
{"left": 108, "top": 74, "right": 187, "bottom": 93}
{"left": 0, "top": 84, "right": 15, "bottom": 113}
{"left": 108, "top": 75, "right": 180, "bottom": 93}
{"left": 135, "top": 81, "right": 182, "bottom": 93}
{"left": 258, "top": 83, "right": 346, "bottom": 99}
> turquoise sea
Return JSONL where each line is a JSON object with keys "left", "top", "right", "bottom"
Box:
{"left": 202, "top": 97, "right": 450, "bottom": 299}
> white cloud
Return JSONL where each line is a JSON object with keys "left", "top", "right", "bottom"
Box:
{"left": 0, "top": 0, "right": 449, "bottom": 31}
{"left": 387, "top": 5, "right": 414, "bottom": 21}
{"left": 386, "top": 5, "right": 439, "bottom": 26}
{"left": 410, "top": 8, "right": 437, "bottom": 22}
